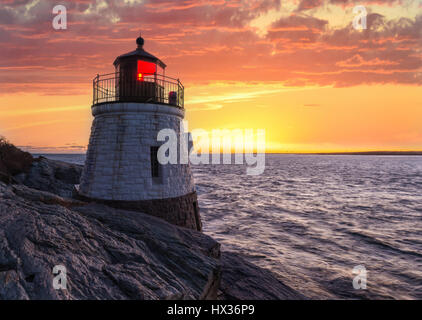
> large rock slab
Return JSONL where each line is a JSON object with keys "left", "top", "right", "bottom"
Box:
{"left": 0, "top": 182, "right": 221, "bottom": 300}
{"left": 218, "top": 252, "right": 305, "bottom": 300}
{"left": 16, "top": 157, "right": 82, "bottom": 198}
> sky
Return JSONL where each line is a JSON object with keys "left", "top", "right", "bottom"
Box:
{"left": 0, "top": 0, "right": 421, "bottom": 153}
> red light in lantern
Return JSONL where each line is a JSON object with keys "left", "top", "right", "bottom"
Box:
{"left": 137, "top": 60, "right": 156, "bottom": 81}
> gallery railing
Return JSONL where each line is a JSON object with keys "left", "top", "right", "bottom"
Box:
{"left": 93, "top": 72, "right": 184, "bottom": 109}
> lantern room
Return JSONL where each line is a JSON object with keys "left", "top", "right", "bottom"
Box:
{"left": 92, "top": 34, "right": 184, "bottom": 108}
{"left": 113, "top": 35, "right": 166, "bottom": 82}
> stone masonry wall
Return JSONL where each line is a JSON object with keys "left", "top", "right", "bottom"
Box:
{"left": 79, "top": 103, "right": 196, "bottom": 201}
{"left": 76, "top": 191, "right": 202, "bottom": 231}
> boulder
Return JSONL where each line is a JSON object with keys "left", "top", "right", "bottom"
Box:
{"left": 218, "top": 252, "right": 305, "bottom": 300}
{"left": 19, "top": 156, "right": 83, "bottom": 198}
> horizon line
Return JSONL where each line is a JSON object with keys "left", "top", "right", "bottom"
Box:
{"left": 31, "top": 150, "right": 422, "bottom": 155}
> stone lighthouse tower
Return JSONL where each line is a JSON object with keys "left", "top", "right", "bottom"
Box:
{"left": 77, "top": 35, "right": 201, "bottom": 231}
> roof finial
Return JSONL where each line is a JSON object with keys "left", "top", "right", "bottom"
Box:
{"left": 136, "top": 32, "right": 144, "bottom": 50}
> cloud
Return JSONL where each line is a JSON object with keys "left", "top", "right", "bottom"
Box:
{"left": 0, "top": 105, "right": 86, "bottom": 116}
{"left": 265, "top": 12, "right": 422, "bottom": 86}
{"left": 0, "top": 0, "right": 420, "bottom": 93}
{"left": 2, "top": 119, "right": 66, "bottom": 131}
{"left": 187, "top": 88, "right": 289, "bottom": 105}
{"left": 297, "top": 0, "right": 324, "bottom": 11}
{"left": 297, "top": 0, "right": 404, "bottom": 11}
{"left": 185, "top": 82, "right": 320, "bottom": 110}
{"left": 189, "top": 103, "right": 224, "bottom": 111}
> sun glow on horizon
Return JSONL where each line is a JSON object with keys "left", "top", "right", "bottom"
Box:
{"left": 0, "top": 0, "right": 421, "bottom": 153}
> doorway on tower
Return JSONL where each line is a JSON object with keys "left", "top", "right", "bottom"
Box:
{"left": 150, "top": 146, "right": 163, "bottom": 184}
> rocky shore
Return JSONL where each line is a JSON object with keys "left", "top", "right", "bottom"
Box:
{"left": 0, "top": 142, "right": 303, "bottom": 299}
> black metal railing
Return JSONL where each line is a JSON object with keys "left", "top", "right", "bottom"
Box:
{"left": 93, "top": 72, "right": 184, "bottom": 108}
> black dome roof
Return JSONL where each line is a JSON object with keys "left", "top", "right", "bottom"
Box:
{"left": 136, "top": 36, "right": 144, "bottom": 47}
{"left": 113, "top": 36, "right": 166, "bottom": 69}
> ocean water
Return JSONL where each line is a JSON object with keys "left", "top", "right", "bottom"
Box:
{"left": 38, "top": 153, "right": 422, "bottom": 299}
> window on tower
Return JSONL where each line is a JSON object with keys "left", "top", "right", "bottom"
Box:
{"left": 137, "top": 60, "right": 156, "bottom": 81}
{"left": 150, "top": 146, "right": 161, "bottom": 179}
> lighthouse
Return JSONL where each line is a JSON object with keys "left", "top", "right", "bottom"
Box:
{"left": 77, "top": 35, "right": 201, "bottom": 231}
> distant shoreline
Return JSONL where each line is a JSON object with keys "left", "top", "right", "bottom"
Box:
{"left": 286, "top": 151, "right": 422, "bottom": 156}
{"left": 32, "top": 151, "right": 422, "bottom": 156}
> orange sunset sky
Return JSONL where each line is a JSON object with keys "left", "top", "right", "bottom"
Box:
{"left": 0, "top": 0, "right": 421, "bottom": 153}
